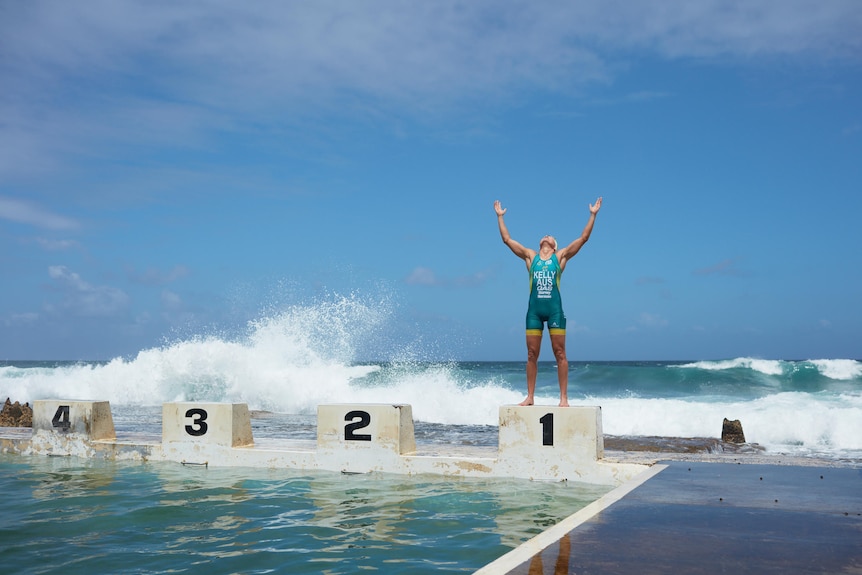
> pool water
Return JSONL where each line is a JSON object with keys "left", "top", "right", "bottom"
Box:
{"left": 0, "top": 454, "right": 610, "bottom": 574}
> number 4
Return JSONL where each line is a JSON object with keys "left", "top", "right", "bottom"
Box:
{"left": 52, "top": 405, "right": 71, "bottom": 431}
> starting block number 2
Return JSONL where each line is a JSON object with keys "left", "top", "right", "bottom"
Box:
{"left": 317, "top": 404, "right": 416, "bottom": 455}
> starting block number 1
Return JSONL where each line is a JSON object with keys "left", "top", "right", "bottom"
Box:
{"left": 499, "top": 405, "right": 603, "bottom": 462}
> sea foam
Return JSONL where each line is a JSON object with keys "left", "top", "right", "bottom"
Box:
{"left": 2, "top": 297, "right": 860, "bottom": 459}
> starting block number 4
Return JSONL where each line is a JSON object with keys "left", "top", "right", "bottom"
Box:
{"left": 32, "top": 400, "right": 116, "bottom": 441}
{"left": 162, "top": 403, "right": 253, "bottom": 447}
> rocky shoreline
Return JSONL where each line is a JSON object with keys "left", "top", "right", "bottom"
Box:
{"left": 0, "top": 398, "right": 33, "bottom": 427}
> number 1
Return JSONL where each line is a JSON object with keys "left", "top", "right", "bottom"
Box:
{"left": 539, "top": 412, "right": 554, "bottom": 446}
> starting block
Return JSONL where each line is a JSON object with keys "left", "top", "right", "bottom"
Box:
{"left": 32, "top": 400, "right": 116, "bottom": 440}
{"left": 317, "top": 404, "right": 416, "bottom": 473}
{"left": 4, "top": 399, "right": 647, "bottom": 486}
{"left": 497, "top": 405, "right": 604, "bottom": 481}
{"left": 162, "top": 402, "right": 253, "bottom": 447}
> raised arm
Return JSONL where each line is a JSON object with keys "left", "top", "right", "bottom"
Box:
{"left": 494, "top": 200, "right": 535, "bottom": 267}
{"left": 557, "top": 197, "right": 602, "bottom": 268}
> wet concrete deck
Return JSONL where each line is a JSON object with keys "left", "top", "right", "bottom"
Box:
{"left": 481, "top": 461, "right": 862, "bottom": 574}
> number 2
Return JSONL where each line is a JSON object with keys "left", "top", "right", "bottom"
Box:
{"left": 344, "top": 410, "right": 372, "bottom": 441}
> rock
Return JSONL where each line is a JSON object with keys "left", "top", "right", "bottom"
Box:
{"left": 0, "top": 398, "right": 33, "bottom": 427}
{"left": 721, "top": 418, "right": 745, "bottom": 443}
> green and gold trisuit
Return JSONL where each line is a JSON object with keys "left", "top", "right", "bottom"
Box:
{"left": 526, "top": 253, "right": 566, "bottom": 336}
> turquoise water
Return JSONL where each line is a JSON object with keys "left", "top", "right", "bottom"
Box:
{"left": 0, "top": 454, "right": 610, "bottom": 574}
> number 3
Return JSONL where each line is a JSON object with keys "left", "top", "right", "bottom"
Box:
{"left": 185, "top": 408, "right": 208, "bottom": 436}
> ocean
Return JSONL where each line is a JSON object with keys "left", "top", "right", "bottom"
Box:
{"left": 1, "top": 303, "right": 861, "bottom": 573}
{"left": 3, "top": 356, "right": 861, "bottom": 461}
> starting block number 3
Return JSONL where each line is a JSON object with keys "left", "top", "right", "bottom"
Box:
{"left": 162, "top": 403, "right": 253, "bottom": 447}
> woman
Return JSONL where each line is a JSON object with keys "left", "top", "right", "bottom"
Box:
{"left": 494, "top": 197, "right": 602, "bottom": 406}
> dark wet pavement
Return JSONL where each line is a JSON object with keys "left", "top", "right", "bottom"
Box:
{"left": 503, "top": 461, "right": 862, "bottom": 574}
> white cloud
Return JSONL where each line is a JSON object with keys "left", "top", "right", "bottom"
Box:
{"left": 46, "top": 265, "right": 130, "bottom": 317}
{"left": 405, "top": 267, "right": 441, "bottom": 286}
{"left": 160, "top": 290, "right": 183, "bottom": 311}
{"left": 693, "top": 259, "right": 750, "bottom": 278}
{"left": 2, "top": 1, "right": 859, "bottom": 186}
{"left": 3, "top": 4, "right": 858, "bottom": 131}
{"left": 0, "top": 197, "right": 79, "bottom": 230}
{"left": 35, "top": 237, "right": 80, "bottom": 251}
{"left": 5, "top": 2, "right": 857, "bottom": 102}
{"left": 4, "top": 312, "right": 40, "bottom": 327}
{"left": 577, "top": 1, "right": 862, "bottom": 60}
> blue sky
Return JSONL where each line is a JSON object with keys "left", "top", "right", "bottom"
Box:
{"left": 1, "top": 1, "right": 860, "bottom": 361}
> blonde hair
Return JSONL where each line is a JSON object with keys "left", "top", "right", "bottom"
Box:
{"left": 541, "top": 236, "right": 557, "bottom": 250}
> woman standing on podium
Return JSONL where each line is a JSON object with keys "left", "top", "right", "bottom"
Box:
{"left": 493, "top": 197, "right": 602, "bottom": 407}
